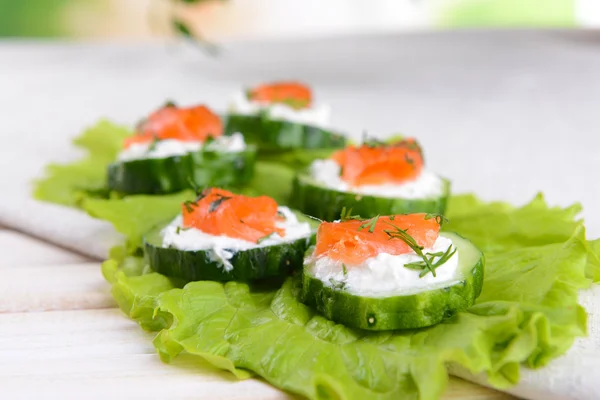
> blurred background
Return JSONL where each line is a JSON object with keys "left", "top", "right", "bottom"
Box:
{"left": 1, "top": 0, "right": 599, "bottom": 41}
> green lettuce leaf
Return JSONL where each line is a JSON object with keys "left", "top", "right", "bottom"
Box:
{"left": 103, "top": 195, "right": 598, "bottom": 400}
{"left": 33, "top": 120, "right": 131, "bottom": 206}
{"left": 32, "top": 118, "right": 323, "bottom": 209}
{"left": 78, "top": 161, "right": 298, "bottom": 249}
{"left": 83, "top": 190, "right": 194, "bottom": 249}
{"left": 445, "top": 193, "right": 582, "bottom": 253}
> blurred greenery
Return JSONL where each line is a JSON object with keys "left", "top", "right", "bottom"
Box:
{"left": 0, "top": 0, "right": 580, "bottom": 38}
{"left": 0, "top": 0, "right": 72, "bottom": 37}
{"left": 438, "top": 0, "right": 576, "bottom": 27}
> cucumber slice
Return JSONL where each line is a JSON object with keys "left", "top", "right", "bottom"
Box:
{"left": 107, "top": 147, "right": 256, "bottom": 195}
{"left": 291, "top": 172, "right": 450, "bottom": 221}
{"left": 300, "top": 232, "right": 484, "bottom": 330}
{"left": 144, "top": 213, "right": 317, "bottom": 282}
{"left": 224, "top": 114, "right": 346, "bottom": 150}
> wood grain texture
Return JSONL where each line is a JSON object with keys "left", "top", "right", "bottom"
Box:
{"left": 0, "top": 263, "right": 115, "bottom": 313}
{"left": 0, "top": 309, "right": 513, "bottom": 400}
{"left": 0, "top": 238, "right": 512, "bottom": 399}
{"left": 0, "top": 230, "right": 90, "bottom": 268}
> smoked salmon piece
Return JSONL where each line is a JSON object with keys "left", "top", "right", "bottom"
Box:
{"left": 124, "top": 104, "right": 223, "bottom": 148}
{"left": 248, "top": 82, "right": 312, "bottom": 109}
{"left": 331, "top": 139, "right": 423, "bottom": 186}
{"left": 314, "top": 214, "right": 440, "bottom": 265}
{"left": 182, "top": 188, "right": 285, "bottom": 243}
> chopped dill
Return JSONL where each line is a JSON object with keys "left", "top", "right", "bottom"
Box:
{"left": 358, "top": 215, "right": 380, "bottom": 233}
{"left": 183, "top": 200, "right": 196, "bottom": 213}
{"left": 424, "top": 213, "right": 449, "bottom": 227}
{"left": 383, "top": 220, "right": 456, "bottom": 278}
{"left": 208, "top": 196, "right": 231, "bottom": 213}
{"left": 340, "top": 207, "right": 361, "bottom": 221}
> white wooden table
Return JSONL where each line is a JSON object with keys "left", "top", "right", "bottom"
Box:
{"left": 0, "top": 227, "right": 512, "bottom": 399}
{"left": 7, "top": 30, "right": 600, "bottom": 398}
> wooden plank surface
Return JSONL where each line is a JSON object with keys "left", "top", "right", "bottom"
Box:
{"left": 0, "top": 230, "right": 90, "bottom": 267}
{"left": 0, "top": 263, "right": 115, "bottom": 313}
{"left": 0, "top": 230, "right": 513, "bottom": 399}
{"left": 0, "top": 309, "right": 513, "bottom": 400}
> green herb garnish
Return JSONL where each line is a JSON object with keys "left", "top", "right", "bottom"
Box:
{"left": 185, "top": 177, "right": 204, "bottom": 199}
{"left": 175, "top": 225, "right": 192, "bottom": 235}
{"left": 358, "top": 215, "right": 380, "bottom": 233}
{"left": 183, "top": 200, "right": 196, "bottom": 213}
{"left": 171, "top": 17, "right": 218, "bottom": 55}
{"left": 146, "top": 135, "right": 160, "bottom": 153}
{"left": 328, "top": 278, "right": 347, "bottom": 290}
{"left": 304, "top": 214, "right": 324, "bottom": 224}
{"left": 424, "top": 213, "right": 449, "bottom": 227}
{"left": 404, "top": 245, "right": 457, "bottom": 278}
{"left": 362, "top": 132, "right": 386, "bottom": 148}
{"left": 340, "top": 207, "right": 361, "bottom": 221}
{"left": 383, "top": 221, "right": 455, "bottom": 278}
{"left": 208, "top": 196, "right": 231, "bottom": 213}
{"left": 203, "top": 136, "right": 216, "bottom": 147}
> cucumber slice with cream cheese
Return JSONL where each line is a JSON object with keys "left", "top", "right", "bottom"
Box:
{"left": 291, "top": 172, "right": 450, "bottom": 221}
{"left": 300, "top": 232, "right": 483, "bottom": 330}
{"left": 107, "top": 147, "right": 256, "bottom": 195}
{"left": 144, "top": 211, "right": 317, "bottom": 282}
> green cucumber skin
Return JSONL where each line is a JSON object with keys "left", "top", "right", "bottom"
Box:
{"left": 291, "top": 173, "right": 450, "bottom": 221}
{"left": 107, "top": 148, "right": 256, "bottom": 195}
{"left": 300, "top": 233, "right": 484, "bottom": 330}
{"left": 144, "top": 220, "right": 314, "bottom": 282}
{"left": 224, "top": 114, "right": 346, "bottom": 150}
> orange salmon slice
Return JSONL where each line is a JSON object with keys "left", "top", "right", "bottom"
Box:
{"left": 181, "top": 188, "right": 284, "bottom": 243}
{"left": 314, "top": 214, "right": 440, "bottom": 265}
{"left": 124, "top": 104, "right": 223, "bottom": 148}
{"left": 248, "top": 81, "right": 312, "bottom": 109}
{"left": 331, "top": 139, "right": 424, "bottom": 186}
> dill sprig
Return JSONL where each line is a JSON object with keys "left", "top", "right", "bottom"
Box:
{"left": 185, "top": 178, "right": 212, "bottom": 205}
{"left": 146, "top": 135, "right": 160, "bottom": 153}
{"left": 175, "top": 225, "right": 190, "bottom": 235}
{"left": 424, "top": 213, "right": 449, "bottom": 227}
{"left": 208, "top": 195, "right": 231, "bottom": 212}
{"left": 328, "top": 278, "right": 347, "bottom": 290}
{"left": 358, "top": 215, "right": 380, "bottom": 233}
{"left": 340, "top": 207, "right": 361, "bottom": 221}
{"left": 403, "top": 246, "right": 457, "bottom": 278}
{"left": 382, "top": 221, "right": 456, "bottom": 278}
{"left": 182, "top": 200, "right": 196, "bottom": 213}
{"left": 361, "top": 132, "right": 386, "bottom": 148}
{"left": 163, "top": 100, "right": 177, "bottom": 108}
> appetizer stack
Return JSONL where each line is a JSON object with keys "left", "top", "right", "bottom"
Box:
{"left": 292, "top": 138, "right": 450, "bottom": 220}
{"left": 38, "top": 80, "right": 597, "bottom": 400}
{"left": 224, "top": 82, "right": 346, "bottom": 151}
{"left": 102, "top": 80, "right": 482, "bottom": 331}
{"left": 147, "top": 187, "right": 314, "bottom": 281}
{"left": 108, "top": 103, "right": 256, "bottom": 194}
